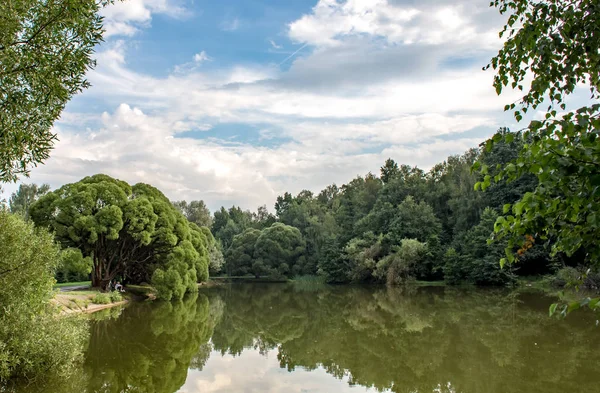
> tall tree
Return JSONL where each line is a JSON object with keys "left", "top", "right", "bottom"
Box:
{"left": 8, "top": 183, "right": 50, "bottom": 219}
{"left": 0, "top": 0, "right": 107, "bottom": 182}
{"left": 173, "top": 200, "right": 212, "bottom": 227}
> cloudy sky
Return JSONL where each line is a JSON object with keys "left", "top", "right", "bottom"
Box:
{"left": 8, "top": 0, "right": 524, "bottom": 212}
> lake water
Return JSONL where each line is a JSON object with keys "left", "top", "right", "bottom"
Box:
{"left": 27, "top": 284, "right": 600, "bottom": 393}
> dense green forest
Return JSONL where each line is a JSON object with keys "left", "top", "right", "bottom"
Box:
{"left": 206, "top": 129, "right": 586, "bottom": 286}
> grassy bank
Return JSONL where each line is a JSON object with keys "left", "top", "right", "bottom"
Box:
{"left": 53, "top": 289, "right": 128, "bottom": 314}
{"left": 53, "top": 281, "right": 91, "bottom": 288}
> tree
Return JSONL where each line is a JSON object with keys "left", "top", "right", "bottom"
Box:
{"left": 380, "top": 158, "right": 399, "bottom": 184}
{"left": 0, "top": 0, "right": 107, "bottom": 182}
{"left": 387, "top": 196, "right": 442, "bottom": 246}
{"left": 8, "top": 183, "right": 50, "bottom": 220}
{"left": 253, "top": 223, "right": 306, "bottom": 278}
{"left": 173, "top": 200, "right": 212, "bottom": 227}
{"left": 55, "top": 248, "right": 92, "bottom": 283}
{"left": 0, "top": 211, "right": 87, "bottom": 383}
{"left": 224, "top": 228, "right": 261, "bottom": 276}
{"left": 479, "top": 0, "right": 600, "bottom": 272}
{"left": 208, "top": 241, "right": 225, "bottom": 275}
{"left": 375, "top": 239, "right": 427, "bottom": 285}
{"left": 449, "top": 208, "right": 515, "bottom": 285}
{"left": 29, "top": 174, "right": 209, "bottom": 299}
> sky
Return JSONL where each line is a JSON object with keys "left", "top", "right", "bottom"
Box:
{"left": 5, "top": 0, "right": 527, "bottom": 212}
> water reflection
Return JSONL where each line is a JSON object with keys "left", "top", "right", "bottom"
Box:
{"left": 23, "top": 284, "right": 600, "bottom": 393}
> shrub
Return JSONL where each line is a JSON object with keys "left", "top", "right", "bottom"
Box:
{"left": 552, "top": 267, "right": 581, "bottom": 288}
{"left": 0, "top": 211, "right": 87, "bottom": 384}
{"left": 109, "top": 291, "right": 123, "bottom": 303}
{"left": 92, "top": 293, "right": 111, "bottom": 305}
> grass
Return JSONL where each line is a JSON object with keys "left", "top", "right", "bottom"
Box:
{"left": 413, "top": 280, "right": 447, "bottom": 287}
{"left": 53, "top": 281, "right": 91, "bottom": 288}
{"left": 126, "top": 284, "right": 157, "bottom": 299}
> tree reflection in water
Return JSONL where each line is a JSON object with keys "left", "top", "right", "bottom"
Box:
{"left": 24, "top": 284, "right": 600, "bottom": 393}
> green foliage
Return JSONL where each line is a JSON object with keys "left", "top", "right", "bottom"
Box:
{"left": 254, "top": 223, "right": 306, "bottom": 277}
{"left": 225, "top": 228, "right": 261, "bottom": 276}
{"left": 0, "top": 0, "right": 107, "bottom": 182}
{"left": 0, "top": 211, "right": 87, "bottom": 384}
{"left": 450, "top": 208, "right": 516, "bottom": 286}
{"left": 387, "top": 196, "right": 442, "bottom": 245}
{"left": 29, "top": 174, "right": 210, "bottom": 299}
{"left": 92, "top": 293, "right": 111, "bottom": 305}
{"left": 344, "top": 233, "right": 384, "bottom": 282}
{"left": 55, "top": 248, "right": 92, "bottom": 283}
{"left": 376, "top": 239, "right": 427, "bottom": 286}
{"left": 8, "top": 183, "right": 50, "bottom": 220}
{"left": 173, "top": 200, "right": 212, "bottom": 227}
{"left": 109, "top": 291, "right": 122, "bottom": 303}
{"left": 478, "top": 0, "right": 600, "bottom": 271}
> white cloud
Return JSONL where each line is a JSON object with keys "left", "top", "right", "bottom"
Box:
{"left": 16, "top": 0, "right": 517, "bottom": 210}
{"left": 101, "top": 0, "right": 188, "bottom": 37}
{"left": 194, "top": 51, "right": 211, "bottom": 64}
{"left": 288, "top": 0, "right": 501, "bottom": 48}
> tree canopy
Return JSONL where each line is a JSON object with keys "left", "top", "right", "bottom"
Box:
{"left": 479, "top": 0, "right": 600, "bottom": 269}
{"left": 0, "top": 0, "right": 108, "bottom": 182}
{"left": 30, "top": 174, "right": 210, "bottom": 299}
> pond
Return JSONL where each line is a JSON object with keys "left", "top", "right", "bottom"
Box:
{"left": 26, "top": 284, "right": 600, "bottom": 393}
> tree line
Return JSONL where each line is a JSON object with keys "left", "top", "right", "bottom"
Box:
{"left": 208, "top": 128, "right": 561, "bottom": 285}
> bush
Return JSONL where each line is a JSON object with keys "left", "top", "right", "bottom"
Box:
{"left": 552, "top": 267, "right": 581, "bottom": 288}
{"left": 109, "top": 291, "right": 123, "bottom": 303}
{"left": 92, "top": 293, "right": 111, "bottom": 305}
{"left": 0, "top": 211, "right": 87, "bottom": 384}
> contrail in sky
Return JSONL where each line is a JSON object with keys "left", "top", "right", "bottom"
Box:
{"left": 279, "top": 43, "right": 308, "bottom": 66}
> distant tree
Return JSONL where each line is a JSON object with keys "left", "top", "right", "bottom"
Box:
{"left": 449, "top": 208, "right": 515, "bottom": 286}
{"left": 387, "top": 196, "right": 442, "bottom": 245}
{"left": 173, "top": 200, "right": 212, "bottom": 227}
{"left": 8, "top": 183, "right": 50, "bottom": 219}
{"left": 252, "top": 205, "right": 276, "bottom": 229}
{"left": 254, "top": 223, "right": 306, "bottom": 278}
{"left": 29, "top": 174, "right": 209, "bottom": 299}
{"left": 317, "top": 236, "right": 348, "bottom": 283}
{"left": 380, "top": 158, "right": 399, "bottom": 184}
{"left": 0, "top": 0, "right": 107, "bottom": 182}
{"left": 344, "top": 233, "right": 384, "bottom": 283}
{"left": 225, "top": 228, "right": 261, "bottom": 276}
{"left": 376, "top": 239, "right": 427, "bottom": 286}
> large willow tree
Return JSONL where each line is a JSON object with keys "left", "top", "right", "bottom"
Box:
{"left": 30, "top": 174, "right": 210, "bottom": 300}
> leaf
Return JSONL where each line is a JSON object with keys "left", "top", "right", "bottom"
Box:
{"left": 567, "top": 302, "right": 581, "bottom": 314}
{"left": 549, "top": 303, "right": 558, "bottom": 317}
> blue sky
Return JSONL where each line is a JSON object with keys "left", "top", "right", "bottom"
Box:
{"left": 6, "top": 0, "right": 531, "bottom": 211}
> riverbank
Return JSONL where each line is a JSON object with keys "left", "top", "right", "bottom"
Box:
{"left": 53, "top": 290, "right": 129, "bottom": 315}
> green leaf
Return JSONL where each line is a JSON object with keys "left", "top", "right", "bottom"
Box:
{"left": 567, "top": 302, "right": 581, "bottom": 314}
{"left": 549, "top": 303, "right": 558, "bottom": 317}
